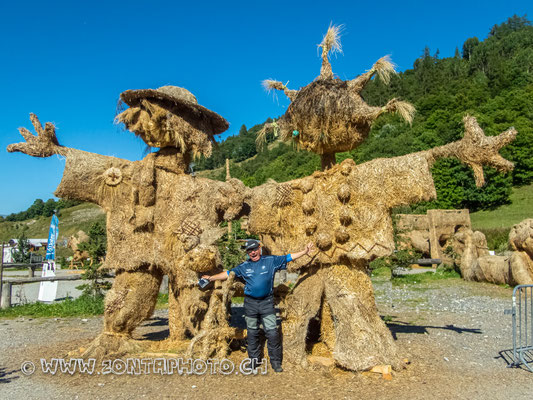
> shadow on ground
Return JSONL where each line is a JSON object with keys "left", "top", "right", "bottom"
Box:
{"left": 0, "top": 367, "right": 19, "bottom": 384}
{"left": 384, "top": 316, "right": 482, "bottom": 340}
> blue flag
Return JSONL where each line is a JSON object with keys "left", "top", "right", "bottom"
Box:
{"left": 45, "top": 214, "right": 59, "bottom": 260}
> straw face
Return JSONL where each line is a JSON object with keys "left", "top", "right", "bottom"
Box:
{"left": 120, "top": 86, "right": 228, "bottom": 135}
{"left": 116, "top": 100, "right": 215, "bottom": 157}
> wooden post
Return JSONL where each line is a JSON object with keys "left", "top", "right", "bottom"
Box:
{"left": 0, "top": 242, "right": 4, "bottom": 306}
{"left": 225, "top": 158, "right": 233, "bottom": 237}
{"left": 1, "top": 282, "right": 11, "bottom": 309}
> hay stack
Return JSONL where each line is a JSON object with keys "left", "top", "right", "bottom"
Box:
{"left": 260, "top": 25, "right": 415, "bottom": 170}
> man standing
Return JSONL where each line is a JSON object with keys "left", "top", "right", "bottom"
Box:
{"left": 203, "top": 239, "right": 313, "bottom": 372}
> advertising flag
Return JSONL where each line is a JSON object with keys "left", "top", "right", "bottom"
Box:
{"left": 45, "top": 214, "right": 59, "bottom": 260}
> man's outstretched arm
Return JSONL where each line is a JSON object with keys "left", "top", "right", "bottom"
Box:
{"left": 288, "top": 242, "right": 314, "bottom": 262}
{"left": 203, "top": 270, "right": 230, "bottom": 282}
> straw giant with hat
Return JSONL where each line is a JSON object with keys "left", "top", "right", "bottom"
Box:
{"left": 7, "top": 86, "right": 250, "bottom": 358}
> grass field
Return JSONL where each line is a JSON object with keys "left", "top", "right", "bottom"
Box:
{"left": 470, "top": 184, "right": 532, "bottom": 250}
{"left": 471, "top": 183, "right": 533, "bottom": 230}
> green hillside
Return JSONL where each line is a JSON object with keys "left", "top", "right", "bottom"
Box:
{"left": 0, "top": 202, "right": 105, "bottom": 243}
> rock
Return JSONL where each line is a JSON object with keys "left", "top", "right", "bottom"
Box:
{"left": 308, "top": 355, "right": 335, "bottom": 368}
{"left": 370, "top": 364, "right": 392, "bottom": 374}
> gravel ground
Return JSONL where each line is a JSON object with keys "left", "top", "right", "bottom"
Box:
{"left": 1, "top": 277, "right": 532, "bottom": 399}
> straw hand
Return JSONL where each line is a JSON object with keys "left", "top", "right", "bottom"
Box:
{"left": 7, "top": 113, "right": 63, "bottom": 157}
{"left": 428, "top": 115, "right": 517, "bottom": 187}
{"left": 455, "top": 115, "right": 516, "bottom": 187}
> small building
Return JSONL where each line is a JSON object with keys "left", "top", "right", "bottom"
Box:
{"left": 9, "top": 238, "right": 48, "bottom": 251}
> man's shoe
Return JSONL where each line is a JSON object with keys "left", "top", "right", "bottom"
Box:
{"left": 271, "top": 364, "right": 283, "bottom": 373}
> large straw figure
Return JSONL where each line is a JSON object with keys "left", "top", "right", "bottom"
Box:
{"left": 7, "top": 87, "right": 249, "bottom": 357}
{"left": 251, "top": 25, "right": 517, "bottom": 370}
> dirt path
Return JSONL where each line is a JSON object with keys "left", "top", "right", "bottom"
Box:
{"left": 1, "top": 278, "right": 531, "bottom": 399}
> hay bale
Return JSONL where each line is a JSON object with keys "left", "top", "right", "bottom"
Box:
{"left": 427, "top": 209, "right": 472, "bottom": 262}
{"left": 476, "top": 255, "right": 511, "bottom": 284}
{"left": 397, "top": 230, "right": 430, "bottom": 256}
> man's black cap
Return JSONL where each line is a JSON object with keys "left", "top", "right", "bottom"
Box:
{"left": 244, "top": 239, "right": 260, "bottom": 251}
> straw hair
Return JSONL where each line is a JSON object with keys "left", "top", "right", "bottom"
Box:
{"left": 319, "top": 24, "right": 344, "bottom": 79}
{"left": 261, "top": 79, "right": 298, "bottom": 100}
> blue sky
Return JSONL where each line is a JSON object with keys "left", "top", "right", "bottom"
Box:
{"left": 1, "top": 0, "right": 531, "bottom": 215}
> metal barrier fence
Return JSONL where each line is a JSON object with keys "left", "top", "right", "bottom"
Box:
{"left": 510, "top": 284, "right": 533, "bottom": 372}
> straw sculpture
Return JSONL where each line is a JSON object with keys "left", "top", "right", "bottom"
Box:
{"left": 250, "top": 25, "right": 518, "bottom": 371}
{"left": 456, "top": 219, "right": 533, "bottom": 285}
{"left": 7, "top": 87, "right": 250, "bottom": 358}
{"left": 67, "top": 230, "right": 93, "bottom": 268}
{"left": 509, "top": 219, "right": 533, "bottom": 284}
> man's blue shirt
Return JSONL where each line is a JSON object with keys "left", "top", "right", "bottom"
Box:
{"left": 228, "top": 254, "right": 291, "bottom": 298}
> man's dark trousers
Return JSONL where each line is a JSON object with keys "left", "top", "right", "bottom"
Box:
{"left": 244, "top": 295, "right": 282, "bottom": 366}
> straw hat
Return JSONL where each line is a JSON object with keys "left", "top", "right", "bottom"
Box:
{"left": 120, "top": 85, "right": 229, "bottom": 135}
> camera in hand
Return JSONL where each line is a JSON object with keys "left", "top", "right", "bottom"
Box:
{"left": 198, "top": 277, "right": 211, "bottom": 289}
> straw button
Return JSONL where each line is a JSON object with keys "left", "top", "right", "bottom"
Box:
{"left": 337, "top": 184, "right": 351, "bottom": 202}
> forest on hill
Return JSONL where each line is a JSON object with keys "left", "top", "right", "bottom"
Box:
{"left": 197, "top": 15, "right": 533, "bottom": 213}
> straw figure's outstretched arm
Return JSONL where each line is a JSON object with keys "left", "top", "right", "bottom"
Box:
{"left": 7, "top": 113, "right": 68, "bottom": 157}
{"left": 262, "top": 80, "right": 299, "bottom": 101}
{"left": 8, "top": 113, "right": 132, "bottom": 207}
{"left": 425, "top": 115, "right": 517, "bottom": 187}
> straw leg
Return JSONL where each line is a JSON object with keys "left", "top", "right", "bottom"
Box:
{"left": 323, "top": 263, "right": 402, "bottom": 371}
{"left": 281, "top": 268, "right": 324, "bottom": 366}
{"left": 168, "top": 277, "right": 209, "bottom": 341}
{"left": 168, "top": 280, "right": 189, "bottom": 340}
{"left": 82, "top": 267, "right": 163, "bottom": 359}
